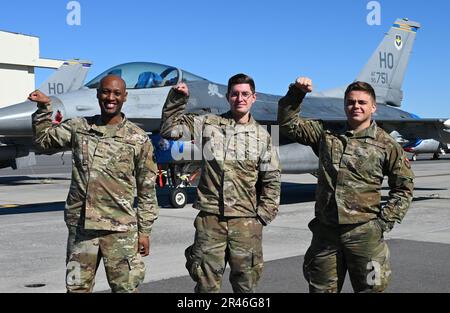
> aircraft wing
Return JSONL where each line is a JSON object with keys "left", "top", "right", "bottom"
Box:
{"left": 312, "top": 117, "right": 450, "bottom": 145}
{"left": 375, "top": 118, "right": 450, "bottom": 143}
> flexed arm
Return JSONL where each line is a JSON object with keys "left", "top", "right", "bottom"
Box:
{"left": 160, "top": 83, "right": 198, "bottom": 141}
{"left": 30, "top": 90, "right": 73, "bottom": 151}
{"left": 277, "top": 77, "right": 322, "bottom": 149}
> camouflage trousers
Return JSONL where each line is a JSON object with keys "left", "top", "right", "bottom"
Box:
{"left": 303, "top": 218, "right": 391, "bottom": 293}
{"left": 185, "top": 211, "right": 264, "bottom": 293}
{"left": 65, "top": 225, "right": 145, "bottom": 293}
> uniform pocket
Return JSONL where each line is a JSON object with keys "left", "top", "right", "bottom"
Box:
{"left": 307, "top": 218, "right": 319, "bottom": 232}
{"left": 203, "top": 122, "right": 225, "bottom": 160}
{"left": 66, "top": 201, "right": 83, "bottom": 210}
{"left": 184, "top": 245, "right": 201, "bottom": 282}
{"left": 375, "top": 217, "right": 394, "bottom": 233}
{"left": 64, "top": 201, "right": 84, "bottom": 226}
{"left": 242, "top": 159, "right": 257, "bottom": 170}
{"left": 373, "top": 218, "right": 383, "bottom": 232}
{"left": 353, "top": 141, "right": 384, "bottom": 178}
{"left": 126, "top": 254, "right": 145, "bottom": 271}
{"left": 105, "top": 142, "right": 135, "bottom": 175}
{"left": 302, "top": 246, "right": 315, "bottom": 283}
{"left": 251, "top": 248, "right": 264, "bottom": 268}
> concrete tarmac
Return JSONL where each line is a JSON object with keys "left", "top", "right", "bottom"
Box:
{"left": 0, "top": 153, "right": 449, "bottom": 293}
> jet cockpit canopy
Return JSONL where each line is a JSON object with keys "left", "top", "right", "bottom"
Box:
{"left": 85, "top": 62, "right": 206, "bottom": 90}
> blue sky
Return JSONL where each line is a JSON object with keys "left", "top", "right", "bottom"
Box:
{"left": 0, "top": 0, "right": 449, "bottom": 118}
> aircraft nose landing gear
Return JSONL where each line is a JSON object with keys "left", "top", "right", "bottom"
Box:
{"left": 170, "top": 188, "right": 187, "bottom": 208}
{"left": 156, "top": 163, "right": 200, "bottom": 209}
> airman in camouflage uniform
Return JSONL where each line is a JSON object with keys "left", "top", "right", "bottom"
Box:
{"left": 30, "top": 75, "right": 159, "bottom": 293}
{"left": 278, "top": 78, "right": 414, "bottom": 293}
{"left": 160, "top": 74, "right": 281, "bottom": 293}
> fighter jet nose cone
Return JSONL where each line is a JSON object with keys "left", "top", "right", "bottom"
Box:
{"left": 444, "top": 119, "right": 450, "bottom": 128}
{"left": 0, "top": 101, "right": 36, "bottom": 136}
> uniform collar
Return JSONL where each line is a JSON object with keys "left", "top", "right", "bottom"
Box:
{"left": 90, "top": 113, "right": 128, "bottom": 138}
{"left": 221, "top": 111, "right": 257, "bottom": 128}
{"left": 345, "top": 121, "right": 377, "bottom": 139}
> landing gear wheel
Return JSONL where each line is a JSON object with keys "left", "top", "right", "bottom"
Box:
{"left": 169, "top": 188, "right": 187, "bottom": 208}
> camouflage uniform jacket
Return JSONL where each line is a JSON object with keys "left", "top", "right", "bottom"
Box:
{"left": 278, "top": 85, "right": 414, "bottom": 226}
{"left": 32, "top": 102, "right": 159, "bottom": 235}
{"left": 160, "top": 89, "right": 281, "bottom": 225}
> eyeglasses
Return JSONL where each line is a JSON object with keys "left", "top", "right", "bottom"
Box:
{"left": 229, "top": 91, "right": 254, "bottom": 100}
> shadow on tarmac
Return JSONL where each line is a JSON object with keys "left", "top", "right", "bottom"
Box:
{"left": 0, "top": 181, "right": 317, "bottom": 214}
{"left": 382, "top": 186, "right": 447, "bottom": 191}
{"left": 0, "top": 201, "right": 65, "bottom": 215}
{"left": 0, "top": 176, "right": 70, "bottom": 186}
{"left": 134, "top": 239, "right": 450, "bottom": 293}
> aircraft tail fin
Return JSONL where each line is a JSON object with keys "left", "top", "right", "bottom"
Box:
{"left": 356, "top": 18, "right": 421, "bottom": 107}
{"left": 38, "top": 59, "right": 92, "bottom": 95}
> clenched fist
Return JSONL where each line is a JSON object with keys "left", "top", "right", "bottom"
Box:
{"left": 173, "top": 82, "right": 189, "bottom": 96}
{"left": 294, "top": 77, "right": 313, "bottom": 94}
{"left": 28, "top": 90, "right": 51, "bottom": 105}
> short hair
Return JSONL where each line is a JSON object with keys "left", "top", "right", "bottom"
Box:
{"left": 227, "top": 73, "right": 256, "bottom": 95}
{"left": 344, "top": 81, "right": 376, "bottom": 103}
